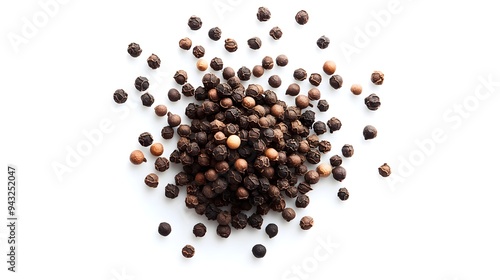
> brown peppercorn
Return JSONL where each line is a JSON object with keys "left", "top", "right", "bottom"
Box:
{"left": 196, "top": 59, "right": 208, "bottom": 71}
{"left": 167, "top": 88, "right": 181, "bottom": 102}
{"left": 316, "top": 163, "right": 332, "bottom": 177}
{"left": 208, "top": 27, "right": 222, "bottom": 41}
{"left": 378, "top": 163, "right": 391, "bottom": 177}
{"left": 224, "top": 38, "right": 238, "bottom": 52}
{"left": 317, "top": 100, "right": 329, "bottom": 112}
{"left": 182, "top": 245, "right": 195, "bottom": 258}
{"left": 342, "top": 144, "right": 354, "bottom": 157}
{"left": 217, "top": 210, "right": 232, "bottom": 225}
{"left": 293, "top": 68, "right": 307, "bottom": 81}
{"left": 295, "top": 10, "right": 309, "bottom": 25}
{"left": 338, "top": 187, "right": 349, "bottom": 201}
{"left": 144, "top": 173, "right": 159, "bottom": 188}
{"left": 256, "top": 6, "right": 271, "bottom": 21}
{"left": 242, "top": 96, "right": 256, "bottom": 109}
{"left": 192, "top": 45, "right": 205, "bottom": 58}
{"left": 167, "top": 112, "right": 182, "bottom": 127}
{"left": 282, "top": 208, "right": 296, "bottom": 222}
{"left": 154, "top": 105, "right": 168, "bottom": 117}
{"left": 150, "top": 143, "right": 164, "bottom": 156}
{"left": 173, "top": 70, "right": 188, "bottom": 85}
{"left": 309, "top": 73, "right": 322, "bottom": 86}
{"left": 210, "top": 57, "right": 224, "bottom": 71}
{"left": 286, "top": 83, "right": 301, "bottom": 96}
{"left": 193, "top": 223, "right": 207, "bottom": 237}
{"left": 252, "top": 65, "right": 265, "bottom": 78}
{"left": 140, "top": 93, "right": 155, "bottom": 107}
{"left": 308, "top": 88, "right": 321, "bottom": 100}
{"left": 269, "top": 26, "right": 283, "bottom": 40}
{"left": 237, "top": 66, "right": 252, "bottom": 81}
{"left": 295, "top": 194, "right": 310, "bottom": 208}
{"left": 351, "top": 84, "right": 363, "bottom": 95}
{"left": 329, "top": 155, "right": 343, "bottom": 167}
{"left": 216, "top": 224, "right": 231, "bottom": 238}
{"left": 247, "top": 37, "right": 262, "bottom": 50}
{"left": 138, "top": 132, "right": 154, "bottom": 147}
{"left": 365, "top": 94, "right": 381, "bottom": 111}
{"left": 276, "top": 54, "right": 288, "bottom": 67}
{"left": 265, "top": 148, "right": 279, "bottom": 161}
{"left": 262, "top": 56, "right": 274, "bottom": 70}
{"left": 147, "top": 53, "right": 161, "bottom": 69}
{"left": 299, "top": 216, "right": 314, "bottom": 230}
{"left": 323, "top": 60, "right": 336, "bottom": 75}
{"left": 234, "top": 158, "right": 248, "bottom": 173}
{"left": 371, "top": 71, "right": 385, "bottom": 85}
{"left": 318, "top": 140, "right": 332, "bottom": 153}
{"left": 222, "top": 67, "right": 235, "bottom": 80}
{"left": 332, "top": 166, "right": 347, "bottom": 182}
{"left": 127, "top": 42, "right": 142, "bottom": 57}
{"left": 236, "top": 186, "right": 249, "bottom": 200}
{"left": 161, "top": 126, "right": 175, "bottom": 140}
{"left": 329, "top": 74, "right": 343, "bottom": 89}
{"left": 295, "top": 95, "right": 311, "bottom": 109}
{"left": 327, "top": 117, "right": 342, "bottom": 133}
{"left": 179, "top": 37, "right": 192, "bottom": 50}
{"left": 363, "top": 125, "right": 378, "bottom": 140}
{"left": 304, "top": 170, "right": 320, "bottom": 184}
{"left": 154, "top": 157, "right": 170, "bottom": 172}
{"left": 130, "top": 150, "right": 147, "bottom": 165}
{"left": 164, "top": 184, "right": 179, "bottom": 199}
{"left": 268, "top": 75, "right": 282, "bottom": 88}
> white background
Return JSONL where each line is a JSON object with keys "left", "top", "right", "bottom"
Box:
{"left": 1, "top": 0, "right": 500, "bottom": 279}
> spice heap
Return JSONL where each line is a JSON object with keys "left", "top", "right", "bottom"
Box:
{"left": 118, "top": 7, "right": 391, "bottom": 258}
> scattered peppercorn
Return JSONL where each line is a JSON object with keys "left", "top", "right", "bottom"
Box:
{"left": 164, "top": 184, "right": 179, "bottom": 199}
{"left": 256, "top": 7, "right": 271, "bottom": 21}
{"left": 337, "top": 188, "right": 349, "bottom": 201}
{"left": 252, "top": 244, "right": 267, "bottom": 258}
{"left": 317, "top": 100, "right": 329, "bottom": 112}
{"left": 323, "top": 60, "right": 336, "bottom": 75}
{"left": 252, "top": 65, "right": 264, "bottom": 77}
{"left": 341, "top": 144, "right": 354, "bottom": 157}
{"left": 150, "top": 143, "right": 164, "bottom": 156}
{"left": 158, "top": 222, "right": 171, "bottom": 236}
{"left": 316, "top": 36, "right": 330, "bottom": 49}
{"left": 316, "top": 163, "right": 332, "bottom": 177}
{"left": 329, "top": 155, "right": 343, "bottom": 167}
{"left": 351, "top": 84, "right": 363, "bottom": 95}
{"left": 371, "top": 71, "right": 384, "bottom": 85}
{"left": 138, "top": 132, "right": 153, "bottom": 147}
{"left": 168, "top": 88, "right": 181, "bottom": 102}
{"left": 130, "top": 150, "right": 146, "bottom": 165}
{"left": 309, "top": 73, "right": 322, "bottom": 86}
{"left": 192, "top": 45, "right": 205, "bottom": 58}
{"left": 293, "top": 68, "right": 307, "bottom": 81}
{"left": 365, "top": 94, "right": 381, "bottom": 110}
{"left": 134, "top": 76, "right": 149, "bottom": 91}
{"left": 247, "top": 37, "right": 262, "bottom": 50}
{"left": 282, "top": 208, "right": 296, "bottom": 222}
{"left": 208, "top": 27, "right": 222, "bottom": 41}
{"left": 154, "top": 105, "right": 167, "bottom": 117}
{"left": 276, "top": 54, "right": 288, "bottom": 67}
{"left": 269, "top": 26, "right": 283, "bottom": 39}
{"left": 268, "top": 75, "right": 282, "bottom": 88}
{"left": 378, "top": 163, "right": 391, "bottom": 177}
{"left": 154, "top": 157, "right": 170, "bottom": 172}
{"left": 127, "top": 42, "right": 142, "bottom": 57}
{"left": 179, "top": 37, "right": 192, "bottom": 50}
{"left": 182, "top": 245, "right": 195, "bottom": 258}
{"left": 329, "top": 74, "right": 343, "bottom": 89}
{"left": 187, "top": 16, "right": 202, "bottom": 30}
{"left": 147, "top": 53, "right": 161, "bottom": 69}
{"left": 144, "top": 173, "right": 159, "bottom": 188}
{"left": 299, "top": 216, "right": 314, "bottom": 230}
{"left": 193, "top": 223, "right": 207, "bottom": 237}
{"left": 196, "top": 59, "right": 208, "bottom": 71}
{"left": 363, "top": 125, "right": 378, "bottom": 140}
{"left": 286, "top": 83, "right": 301, "bottom": 96}
{"left": 113, "top": 89, "right": 128, "bottom": 104}
{"left": 173, "top": 70, "right": 188, "bottom": 85}
{"left": 265, "top": 223, "right": 278, "bottom": 238}
{"left": 295, "top": 10, "right": 309, "bottom": 25}
{"left": 262, "top": 56, "right": 274, "bottom": 70}
{"left": 332, "top": 166, "right": 347, "bottom": 182}
{"left": 224, "top": 38, "right": 238, "bottom": 52}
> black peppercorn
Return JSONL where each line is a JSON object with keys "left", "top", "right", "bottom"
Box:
{"left": 316, "top": 36, "right": 330, "bottom": 49}
{"left": 309, "top": 73, "right": 322, "bottom": 86}
{"left": 224, "top": 38, "right": 238, "bottom": 52}
{"left": 173, "top": 70, "right": 188, "bottom": 85}
{"left": 247, "top": 37, "right": 262, "bottom": 50}
{"left": 140, "top": 92, "right": 154, "bottom": 107}
{"left": 295, "top": 10, "right": 309, "bottom": 25}
{"left": 363, "top": 125, "right": 378, "bottom": 140}
{"left": 295, "top": 194, "right": 310, "bottom": 208}
{"left": 338, "top": 187, "right": 349, "bottom": 201}
{"left": 168, "top": 88, "right": 181, "bottom": 102}
{"left": 179, "top": 37, "right": 192, "bottom": 50}
{"left": 318, "top": 140, "right": 332, "bottom": 153}
{"left": 144, "top": 173, "right": 159, "bottom": 188}
{"left": 365, "top": 94, "right": 381, "bottom": 110}
{"left": 317, "top": 100, "right": 329, "bottom": 112}
{"left": 248, "top": 213, "right": 264, "bottom": 229}
{"left": 113, "top": 89, "right": 128, "bottom": 104}
{"left": 256, "top": 7, "right": 271, "bottom": 21}
{"left": 332, "top": 166, "right": 347, "bottom": 182}
{"left": 187, "top": 15, "right": 202, "bottom": 30}
{"left": 293, "top": 68, "right": 307, "bottom": 81}
{"left": 127, "top": 42, "right": 142, "bottom": 57}
{"left": 327, "top": 117, "right": 342, "bottom": 133}
{"left": 217, "top": 224, "right": 231, "bottom": 238}
{"left": 300, "top": 216, "right": 314, "bottom": 230}
{"left": 269, "top": 26, "right": 283, "bottom": 40}
{"left": 154, "top": 157, "right": 170, "bottom": 172}
{"left": 147, "top": 53, "right": 161, "bottom": 69}
{"left": 182, "top": 245, "right": 195, "bottom": 258}
{"left": 208, "top": 27, "right": 222, "bottom": 41}
{"left": 329, "top": 155, "right": 343, "bottom": 167}
{"left": 329, "top": 74, "right": 343, "bottom": 89}
{"left": 265, "top": 223, "right": 278, "bottom": 238}
{"left": 304, "top": 170, "right": 320, "bottom": 184}
{"left": 134, "top": 76, "right": 149, "bottom": 91}
{"left": 252, "top": 244, "right": 267, "bottom": 258}
{"left": 371, "top": 71, "right": 384, "bottom": 85}
{"left": 268, "top": 75, "right": 282, "bottom": 88}
{"left": 210, "top": 57, "right": 224, "bottom": 71}
{"left": 262, "top": 56, "right": 274, "bottom": 70}
{"left": 313, "top": 121, "right": 327, "bottom": 135}
{"left": 193, "top": 223, "right": 207, "bottom": 237}
{"left": 276, "top": 54, "right": 288, "bottom": 67}
{"left": 138, "top": 132, "right": 153, "bottom": 147}
{"left": 165, "top": 184, "right": 180, "bottom": 199}
{"left": 158, "top": 222, "right": 171, "bottom": 236}
{"left": 341, "top": 144, "right": 354, "bottom": 157}
{"left": 161, "top": 126, "right": 175, "bottom": 140}
{"left": 237, "top": 66, "right": 252, "bottom": 81}
{"left": 282, "top": 207, "right": 296, "bottom": 222}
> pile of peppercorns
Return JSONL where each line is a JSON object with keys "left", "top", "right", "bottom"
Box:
{"left": 118, "top": 7, "right": 392, "bottom": 259}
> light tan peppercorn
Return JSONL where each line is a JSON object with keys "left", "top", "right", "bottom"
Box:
{"left": 196, "top": 59, "right": 208, "bottom": 71}
{"left": 154, "top": 105, "right": 168, "bottom": 116}
{"left": 150, "top": 143, "right": 164, "bottom": 156}
{"left": 130, "top": 150, "right": 146, "bottom": 165}
{"left": 234, "top": 158, "right": 248, "bottom": 173}
{"left": 350, "top": 84, "right": 363, "bottom": 95}
{"left": 323, "top": 60, "right": 336, "bottom": 75}
{"left": 316, "top": 163, "right": 332, "bottom": 177}
{"left": 226, "top": 135, "right": 241, "bottom": 149}
{"left": 264, "top": 148, "right": 279, "bottom": 161}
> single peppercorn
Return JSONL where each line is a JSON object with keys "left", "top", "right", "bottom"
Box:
{"left": 351, "top": 84, "right": 363, "bottom": 95}
{"left": 252, "top": 244, "right": 266, "bottom": 258}
{"left": 329, "top": 74, "right": 343, "bottom": 89}
{"left": 265, "top": 223, "right": 278, "bottom": 238}
{"left": 256, "top": 7, "right": 271, "bottom": 21}
{"left": 187, "top": 15, "right": 202, "bottom": 30}
{"left": 192, "top": 45, "right": 205, "bottom": 58}
{"left": 127, "top": 42, "right": 142, "bottom": 57}
{"left": 167, "top": 112, "right": 181, "bottom": 127}
{"left": 196, "top": 59, "right": 208, "bottom": 71}
{"left": 318, "top": 140, "right": 332, "bottom": 153}
{"left": 161, "top": 126, "right": 175, "bottom": 140}
{"left": 378, "top": 163, "right": 391, "bottom": 177}
{"left": 295, "top": 95, "right": 311, "bottom": 109}
{"left": 208, "top": 27, "right": 222, "bottom": 41}
{"left": 276, "top": 54, "right": 288, "bottom": 67}
{"left": 338, "top": 187, "right": 349, "bottom": 201}
{"left": 154, "top": 105, "right": 167, "bottom": 117}
{"left": 174, "top": 70, "right": 188, "bottom": 85}
{"left": 168, "top": 88, "right": 181, "bottom": 102}
{"left": 247, "top": 37, "right": 262, "bottom": 50}
{"left": 130, "top": 150, "right": 146, "bottom": 165}
{"left": 144, "top": 173, "right": 159, "bottom": 188}
{"left": 365, "top": 94, "right": 381, "bottom": 110}
{"left": 323, "top": 60, "right": 336, "bottom": 75}
{"left": 304, "top": 170, "right": 320, "bottom": 184}
{"left": 286, "top": 83, "right": 300, "bottom": 96}
{"left": 308, "top": 88, "right": 321, "bottom": 100}
{"left": 295, "top": 10, "right": 309, "bottom": 25}
{"left": 329, "top": 155, "right": 343, "bottom": 167}
{"left": 300, "top": 216, "right": 314, "bottom": 230}
{"left": 217, "top": 224, "right": 231, "bottom": 238}
{"left": 150, "top": 143, "right": 164, "bottom": 156}
{"left": 147, "top": 53, "right": 161, "bottom": 69}
{"left": 316, "top": 163, "right": 332, "bottom": 177}
{"left": 327, "top": 117, "right": 342, "bottom": 133}
{"left": 316, "top": 36, "right": 330, "bottom": 49}
{"left": 237, "top": 66, "right": 251, "bottom": 81}
{"left": 134, "top": 76, "right": 149, "bottom": 91}
{"left": 158, "top": 222, "right": 171, "bottom": 236}
{"left": 248, "top": 213, "right": 264, "bottom": 229}
{"left": 363, "top": 125, "right": 378, "bottom": 140}
{"left": 251, "top": 65, "right": 264, "bottom": 78}
{"left": 282, "top": 208, "right": 296, "bottom": 222}
{"left": 317, "top": 100, "right": 329, "bottom": 112}
{"left": 138, "top": 132, "right": 153, "bottom": 147}
{"left": 269, "top": 26, "right": 283, "bottom": 39}
{"left": 154, "top": 157, "right": 170, "bottom": 172}
{"left": 193, "top": 223, "right": 207, "bottom": 237}
{"left": 164, "top": 184, "right": 179, "bottom": 199}
{"left": 179, "top": 37, "right": 192, "bottom": 50}
{"left": 182, "top": 245, "right": 195, "bottom": 258}
{"left": 140, "top": 92, "right": 155, "bottom": 107}
{"left": 227, "top": 135, "right": 241, "bottom": 149}
{"left": 209, "top": 57, "right": 224, "bottom": 71}
{"left": 293, "top": 68, "right": 307, "bottom": 81}
{"left": 262, "top": 56, "right": 274, "bottom": 70}
{"left": 268, "top": 75, "right": 282, "bottom": 88}
{"left": 295, "top": 194, "right": 310, "bottom": 208}
{"left": 332, "top": 166, "right": 347, "bottom": 182}
{"left": 371, "top": 71, "right": 385, "bottom": 85}
{"left": 113, "top": 89, "right": 128, "bottom": 104}
{"left": 313, "top": 121, "right": 327, "bottom": 135}
{"left": 224, "top": 38, "right": 238, "bottom": 52}
{"left": 341, "top": 144, "right": 354, "bottom": 157}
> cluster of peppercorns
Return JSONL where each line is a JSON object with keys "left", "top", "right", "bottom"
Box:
{"left": 119, "top": 7, "right": 392, "bottom": 259}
